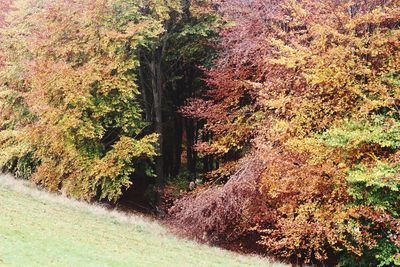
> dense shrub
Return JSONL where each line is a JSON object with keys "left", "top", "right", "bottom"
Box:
{"left": 169, "top": 156, "right": 265, "bottom": 244}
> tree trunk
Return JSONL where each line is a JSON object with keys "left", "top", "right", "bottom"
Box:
{"left": 150, "top": 54, "right": 164, "bottom": 189}
{"left": 185, "top": 118, "right": 196, "bottom": 175}
{"left": 138, "top": 51, "right": 152, "bottom": 122}
{"left": 172, "top": 116, "right": 183, "bottom": 176}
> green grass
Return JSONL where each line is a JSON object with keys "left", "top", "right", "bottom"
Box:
{"left": 0, "top": 175, "right": 286, "bottom": 267}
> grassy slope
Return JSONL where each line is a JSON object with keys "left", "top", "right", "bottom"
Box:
{"left": 0, "top": 175, "right": 286, "bottom": 267}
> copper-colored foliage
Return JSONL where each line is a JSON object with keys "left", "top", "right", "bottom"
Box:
{"left": 174, "top": 0, "right": 400, "bottom": 265}
{"left": 169, "top": 155, "right": 266, "bottom": 244}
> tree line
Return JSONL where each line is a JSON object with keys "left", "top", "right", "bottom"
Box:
{"left": 0, "top": 0, "right": 222, "bottom": 201}
{"left": 0, "top": 0, "right": 399, "bottom": 266}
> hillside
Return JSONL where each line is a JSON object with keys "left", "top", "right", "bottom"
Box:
{"left": 0, "top": 175, "right": 285, "bottom": 267}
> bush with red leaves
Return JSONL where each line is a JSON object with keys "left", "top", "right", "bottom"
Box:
{"left": 168, "top": 155, "right": 267, "bottom": 247}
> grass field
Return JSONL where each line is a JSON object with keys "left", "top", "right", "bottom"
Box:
{"left": 0, "top": 175, "right": 286, "bottom": 267}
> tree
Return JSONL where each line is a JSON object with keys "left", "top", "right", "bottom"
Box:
{"left": 0, "top": 0, "right": 40, "bottom": 179}
{"left": 0, "top": 0, "right": 159, "bottom": 201}
{"left": 0, "top": 0, "right": 221, "bottom": 204}
{"left": 172, "top": 0, "right": 400, "bottom": 265}
{"left": 180, "top": 0, "right": 283, "bottom": 180}
{"left": 137, "top": 0, "right": 220, "bottom": 184}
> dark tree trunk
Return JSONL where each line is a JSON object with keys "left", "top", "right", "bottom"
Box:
{"left": 185, "top": 118, "right": 197, "bottom": 175}
{"left": 172, "top": 115, "right": 183, "bottom": 176}
{"left": 138, "top": 51, "right": 152, "bottom": 122}
{"left": 202, "top": 132, "right": 213, "bottom": 173}
{"left": 150, "top": 53, "right": 164, "bottom": 188}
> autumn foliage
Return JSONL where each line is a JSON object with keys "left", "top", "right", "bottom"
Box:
{"left": 0, "top": 0, "right": 399, "bottom": 265}
{"left": 173, "top": 0, "right": 400, "bottom": 265}
{"left": 0, "top": 0, "right": 158, "bottom": 201}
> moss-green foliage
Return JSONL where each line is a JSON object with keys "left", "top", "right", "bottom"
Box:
{"left": 320, "top": 115, "right": 400, "bottom": 150}
{"left": 320, "top": 114, "right": 400, "bottom": 212}
{"left": 347, "top": 162, "right": 400, "bottom": 212}
{"left": 339, "top": 238, "right": 400, "bottom": 267}
{"left": 318, "top": 114, "right": 400, "bottom": 266}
